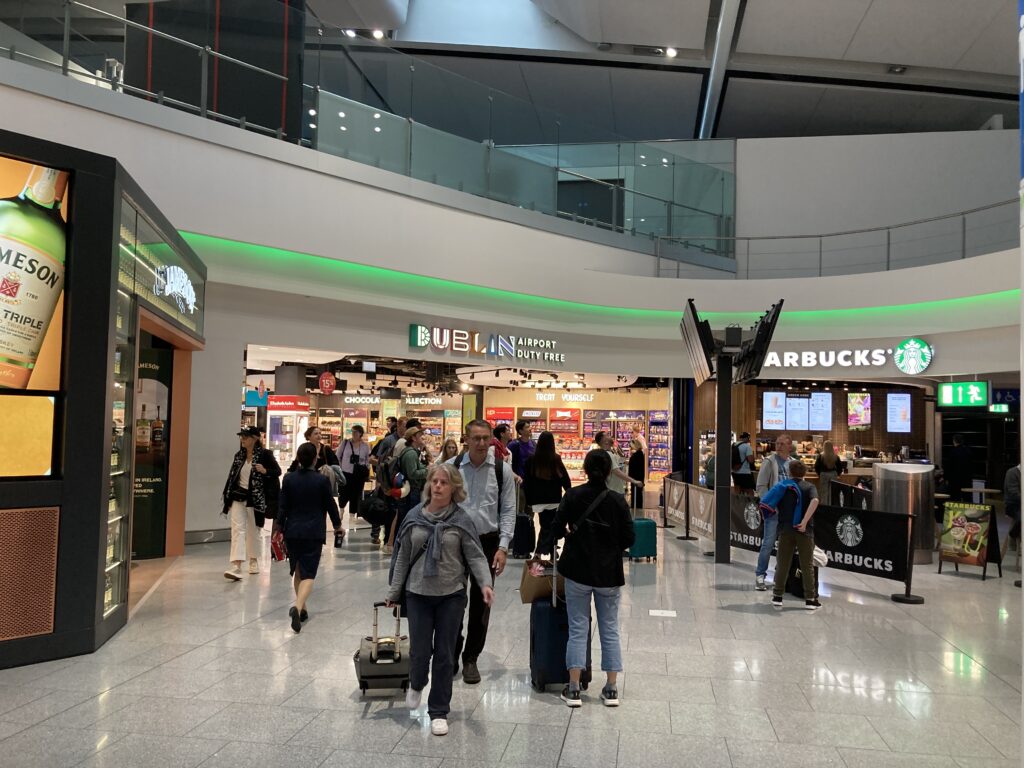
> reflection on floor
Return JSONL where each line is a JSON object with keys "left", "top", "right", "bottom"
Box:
{"left": 0, "top": 513, "right": 1020, "bottom": 768}
{"left": 127, "top": 557, "right": 178, "bottom": 615}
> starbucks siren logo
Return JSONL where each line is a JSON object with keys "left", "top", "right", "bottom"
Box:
{"left": 744, "top": 500, "right": 761, "bottom": 531}
{"left": 892, "top": 338, "right": 933, "bottom": 375}
{"left": 836, "top": 514, "right": 864, "bottom": 547}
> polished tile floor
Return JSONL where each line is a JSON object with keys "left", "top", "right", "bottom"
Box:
{"left": 0, "top": 515, "right": 1020, "bottom": 768}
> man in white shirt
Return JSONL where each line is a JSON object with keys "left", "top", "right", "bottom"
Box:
{"left": 450, "top": 419, "right": 517, "bottom": 684}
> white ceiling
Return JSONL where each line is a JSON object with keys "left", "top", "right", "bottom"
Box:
{"left": 306, "top": 0, "right": 409, "bottom": 30}
{"left": 717, "top": 78, "right": 1018, "bottom": 138}
{"left": 530, "top": 0, "right": 711, "bottom": 51}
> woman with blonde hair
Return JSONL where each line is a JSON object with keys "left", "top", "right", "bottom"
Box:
{"left": 435, "top": 437, "right": 460, "bottom": 465}
{"left": 814, "top": 440, "right": 843, "bottom": 506}
{"left": 386, "top": 463, "right": 494, "bottom": 736}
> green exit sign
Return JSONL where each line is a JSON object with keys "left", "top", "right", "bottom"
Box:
{"left": 938, "top": 382, "right": 989, "bottom": 407}
{"left": 990, "top": 404, "right": 1009, "bottom": 413}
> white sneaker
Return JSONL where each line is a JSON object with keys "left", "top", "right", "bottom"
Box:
{"left": 405, "top": 688, "right": 422, "bottom": 710}
{"left": 224, "top": 565, "right": 242, "bottom": 581}
{"left": 248, "top": 558, "right": 259, "bottom": 575}
{"left": 430, "top": 718, "right": 448, "bottom": 736}
{"left": 755, "top": 575, "right": 767, "bottom": 591}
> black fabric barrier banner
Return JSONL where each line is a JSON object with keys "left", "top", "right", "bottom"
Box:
{"left": 811, "top": 505, "right": 909, "bottom": 583}
{"left": 831, "top": 481, "right": 874, "bottom": 511}
{"left": 730, "top": 494, "right": 764, "bottom": 553}
{"left": 687, "top": 485, "right": 715, "bottom": 541}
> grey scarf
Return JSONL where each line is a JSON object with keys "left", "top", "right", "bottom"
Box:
{"left": 389, "top": 502, "right": 479, "bottom": 581}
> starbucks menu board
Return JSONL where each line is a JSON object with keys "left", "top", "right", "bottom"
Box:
{"left": 0, "top": 155, "right": 69, "bottom": 392}
{"left": 763, "top": 391, "right": 832, "bottom": 431}
{"left": 887, "top": 393, "right": 911, "bottom": 433}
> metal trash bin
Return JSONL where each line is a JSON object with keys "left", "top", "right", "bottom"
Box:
{"left": 874, "top": 463, "right": 935, "bottom": 564}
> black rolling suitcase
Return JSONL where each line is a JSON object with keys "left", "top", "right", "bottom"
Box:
{"left": 353, "top": 602, "right": 410, "bottom": 694}
{"left": 528, "top": 549, "right": 592, "bottom": 692}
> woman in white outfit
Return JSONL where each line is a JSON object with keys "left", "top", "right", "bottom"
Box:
{"left": 221, "top": 426, "right": 281, "bottom": 580}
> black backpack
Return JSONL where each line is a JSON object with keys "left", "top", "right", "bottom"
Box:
{"left": 731, "top": 442, "right": 743, "bottom": 471}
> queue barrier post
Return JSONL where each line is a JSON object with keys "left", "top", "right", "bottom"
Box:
{"left": 677, "top": 482, "right": 698, "bottom": 541}
{"left": 891, "top": 512, "right": 925, "bottom": 605}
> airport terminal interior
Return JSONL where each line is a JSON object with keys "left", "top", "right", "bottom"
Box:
{"left": 0, "top": 0, "right": 1021, "bottom": 766}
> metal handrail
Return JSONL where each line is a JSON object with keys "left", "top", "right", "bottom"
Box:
{"left": 658, "top": 198, "right": 1015, "bottom": 244}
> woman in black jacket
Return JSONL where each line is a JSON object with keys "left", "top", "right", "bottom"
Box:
{"left": 627, "top": 439, "right": 645, "bottom": 511}
{"left": 524, "top": 431, "right": 572, "bottom": 546}
{"left": 535, "top": 450, "right": 634, "bottom": 709}
{"left": 275, "top": 442, "right": 341, "bottom": 632}
{"left": 288, "top": 426, "right": 340, "bottom": 472}
{"left": 221, "top": 426, "right": 282, "bottom": 581}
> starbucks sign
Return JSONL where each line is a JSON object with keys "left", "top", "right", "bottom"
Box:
{"left": 763, "top": 337, "right": 934, "bottom": 375}
{"left": 892, "top": 338, "right": 933, "bottom": 375}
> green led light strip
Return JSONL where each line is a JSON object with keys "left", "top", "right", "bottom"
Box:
{"left": 180, "top": 231, "right": 1020, "bottom": 327}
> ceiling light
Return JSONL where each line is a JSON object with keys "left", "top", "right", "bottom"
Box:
{"left": 339, "top": 126, "right": 347, "bottom": 131}
{"left": 373, "top": 113, "right": 381, "bottom": 119}
{"left": 662, "top": 157, "right": 668, "bottom": 163}
{"left": 258, "top": 346, "right": 268, "bottom": 351}
{"left": 887, "top": 64, "right": 908, "bottom": 74}
{"left": 665, "top": 47, "right": 677, "bottom": 58}
{"left": 374, "top": 126, "right": 381, "bottom": 132}
{"left": 372, "top": 29, "right": 384, "bottom": 40}
{"left": 460, "top": 382, "right": 470, "bottom": 391}
{"left": 308, "top": 108, "right": 316, "bottom": 116}
{"left": 344, "top": 29, "right": 356, "bottom": 38}
{"left": 338, "top": 111, "right": 346, "bottom": 118}
{"left": 393, "top": 359, "right": 404, "bottom": 363}
{"left": 639, "top": 154, "right": 646, "bottom": 159}
{"left": 308, "top": 123, "right": 317, "bottom": 129}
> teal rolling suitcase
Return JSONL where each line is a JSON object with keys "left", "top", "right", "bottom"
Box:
{"left": 628, "top": 515, "right": 658, "bottom": 562}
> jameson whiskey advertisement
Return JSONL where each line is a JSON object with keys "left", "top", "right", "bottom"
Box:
{"left": 133, "top": 349, "right": 172, "bottom": 559}
{"left": 0, "top": 157, "right": 69, "bottom": 391}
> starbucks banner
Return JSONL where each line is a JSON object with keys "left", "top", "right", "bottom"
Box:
{"left": 687, "top": 484, "right": 715, "bottom": 541}
{"left": 730, "top": 494, "right": 764, "bottom": 553}
{"left": 664, "top": 477, "right": 686, "bottom": 526}
{"left": 831, "top": 481, "right": 874, "bottom": 511}
{"left": 811, "top": 505, "right": 909, "bottom": 582}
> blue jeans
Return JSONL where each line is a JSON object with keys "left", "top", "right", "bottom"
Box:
{"left": 756, "top": 512, "right": 779, "bottom": 578}
{"left": 564, "top": 578, "right": 622, "bottom": 673}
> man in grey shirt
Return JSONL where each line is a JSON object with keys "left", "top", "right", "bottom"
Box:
{"left": 449, "top": 419, "right": 517, "bottom": 684}
{"left": 754, "top": 434, "right": 793, "bottom": 591}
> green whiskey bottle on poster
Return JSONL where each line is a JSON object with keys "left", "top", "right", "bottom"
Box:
{"left": 0, "top": 165, "right": 69, "bottom": 389}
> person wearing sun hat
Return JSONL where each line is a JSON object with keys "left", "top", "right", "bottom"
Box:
{"left": 221, "top": 426, "right": 281, "bottom": 580}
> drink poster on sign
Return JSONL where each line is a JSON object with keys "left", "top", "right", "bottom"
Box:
{"left": 938, "top": 502, "right": 1002, "bottom": 579}
{"left": 847, "top": 393, "right": 871, "bottom": 430}
{"left": 762, "top": 392, "right": 786, "bottom": 430}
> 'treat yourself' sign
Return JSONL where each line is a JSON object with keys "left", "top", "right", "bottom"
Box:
{"left": 409, "top": 324, "right": 566, "bottom": 364}
{"left": 763, "top": 338, "right": 933, "bottom": 374}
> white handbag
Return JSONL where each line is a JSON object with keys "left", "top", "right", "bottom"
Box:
{"left": 812, "top": 545, "right": 828, "bottom": 568}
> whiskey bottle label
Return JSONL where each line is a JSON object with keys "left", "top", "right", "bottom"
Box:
{"left": 0, "top": 234, "right": 64, "bottom": 388}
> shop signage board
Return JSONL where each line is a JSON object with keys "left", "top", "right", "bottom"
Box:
{"left": 938, "top": 382, "right": 989, "bottom": 407}
{"left": 847, "top": 393, "right": 871, "bottom": 429}
{"left": 785, "top": 394, "right": 809, "bottom": 432}
{"left": 763, "top": 337, "right": 933, "bottom": 374}
{"left": 268, "top": 395, "right": 310, "bottom": 412}
{"left": 409, "top": 323, "right": 566, "bottom": 364}
{"left": 808, "top": 392, "right": 832, "bottom": 431}
{"left": 938, "top": 502, "right": 1001, "bottom": 579}
{"left": 405, "top": 396, "right": 444, "bottom": 406}
{"left": 318, "top": 372, "right": 336, "bottom": 395}
{"left": 729, "top": 495, "right": 764, "bottom": 553}
{"left": 762, "top": 392, "right": 785, "bottom": 430}
{"left": 484, "top": 407, "right": 515, "bottom": 425}
{"left": 244, "top": 389, "right": 267, "bottom": 408}
{"left": 993, "top": 388, "right": 1019, "bottom": 405}
{"left": 812, "top": 505, "right": 908, "bottom": 582}
{"left": 686, "top": 485, "right": 715, "bottom": 540}
{"left": 536, "top": 391, "right": 594, "bottom": 403}
{"left": 342, "top": 394, "right": 380, "bottom": 405}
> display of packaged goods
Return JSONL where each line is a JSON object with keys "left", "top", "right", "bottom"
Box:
{"left": 559, "top": 449, "right": 588, "bottom": 484}
{"left": 319, "top": 408, "right": 344, "bottom": 449}
{"left": 443, "top": 410, "right": 463, "bottom": 442}
{"left": 647, "top": 410, "right": 671, "bottom": 481}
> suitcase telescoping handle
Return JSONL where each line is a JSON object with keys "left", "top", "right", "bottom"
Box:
{"left": 551, "top": 542, "right": 558, "bottom": 608}
{"left": 371, "top": 601, "right": 402, "bottom": 651}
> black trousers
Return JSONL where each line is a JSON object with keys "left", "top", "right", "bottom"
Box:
{"left": 407, "top": 590, "right": 467, "bottom": 719}
{"left": 454, "top": 531, "right": 499, "bottom": 664}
